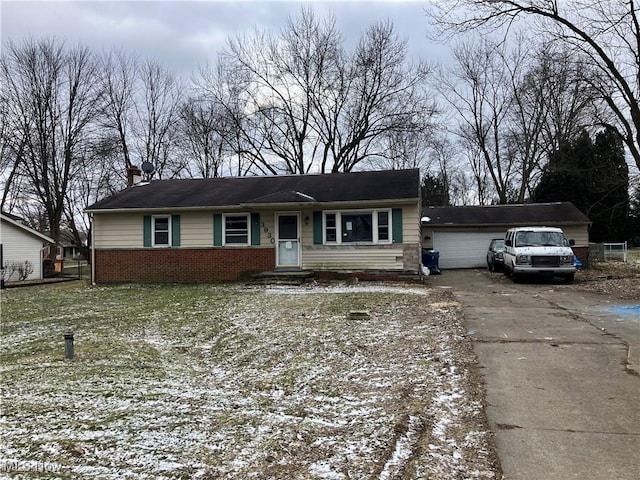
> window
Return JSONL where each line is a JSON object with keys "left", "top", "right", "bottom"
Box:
{"left": 323, "top": 210, "right": 392, "bottom": 244}
{"left": 224, "top": 214, "right": 249, "bottom": 245}
{"left": 377, "top": 211, "right": 389, "bottom": 241}
{"left": 144, "top": 215, "right": 180, "bottom": 248}
{"left": 153, "top": 216, "right": 170, "bottom": 246}
{"left": 342, "top": 213, "right": 373, "bottom": 242}
{"left": 325, "top": 213, "right": 337, "bottom": 242}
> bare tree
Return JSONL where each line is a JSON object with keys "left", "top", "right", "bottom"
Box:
{"left": 0, "top": 38, "right": 101, "bottom": 242}
{"left": 507, "top": 43, "right": 607, "bottom": 199}
{"left": 184, "top": 58, "right": 260, "bottom": 178}
{"left": 428, "top": 0, "right": 640, "bottom": 171}
{"left": 372, "top": 129, "right": 433, "bottom": 172}
{"left": 136, "top": 60, "right": 184, "bottom": 179}
{"left": 178, "top": 97, "right": 226, "bottom": 178}
{"left": 205, "top": 8, "right": 436, "bottom": 174}
{"left": 437, "top": 35, "right": 606, "bottom": 204}
{"left": 221, "top": 7, "right": 340, "bottom": 174}
{"left": 99, "top": 50, "right": 137, "bottom": 171}
{"left": 324, "top": 20, "right": 436, "bottom": 172}
{"left": 64, "top": 138, "right": 124, "bottom": 258}
{"left": 437, "top": 39, "right": 515, "bottom": 203}
{"left": 100, "top": 52, "right": 184, "bottom": 180}
{"left": 191, "top": 57, "right": 268, "bottom": 176}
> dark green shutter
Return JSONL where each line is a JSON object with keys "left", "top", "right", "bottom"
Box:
{"left": 392, "top": 208, "right": 403, "bottom": 243}
{"left": 251, "top": 213, "right": 260, "bottom": 245}
{"left": 213, "top": 214, "right": 222, "bottom": 246}
{"left": 313, "top": 211, "right": 323, "bottom": 245}
{"left": 171, "top": 215, "right": 181, "bottom": 246}
{"left": 143, "top": 215, "right": 152, "bottom": 247}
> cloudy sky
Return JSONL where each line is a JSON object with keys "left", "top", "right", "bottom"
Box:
{"left": 1, "top": 0, "right": 452, "bottom": 78}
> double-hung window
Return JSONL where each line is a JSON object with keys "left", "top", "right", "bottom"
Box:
{"left": 224, "top": 214, "right": 249, "bottom": 245}
{"left": 377, "top": 211, "right": 390, "bottom": 241}
{"left": 144, "top": 214, "right": 180, "bottom": 247}
{"left": 324, "top": 210, "right": 392, "bottom": 244}
{"left": 325, "top": 213, "right": 338, "bottom": 242}
{"left": 153, "top": 215, "right": 170, "bottom": 246}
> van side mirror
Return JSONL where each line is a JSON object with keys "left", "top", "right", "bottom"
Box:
{"left": 569, "top": 239, "right": 575, "bottom": 246}
{"left": 505, "top": 239, "right": 512, "bottom": 247}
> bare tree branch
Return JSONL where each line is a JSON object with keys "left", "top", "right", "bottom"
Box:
{"left": 428, "top": 0, "right": 640, "bottom": 170}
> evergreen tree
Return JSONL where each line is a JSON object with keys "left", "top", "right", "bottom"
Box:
{"left": 421, "top": 173, "right": 450, "bottom": 207}
{"left": 591, "top": 126, "right": 629, "bottom": 242}
{"left": 532, "top": 128, "right": 630, "bottom": 242}
{"left": 628, "top": 187, "right": 640, "bottom": 246}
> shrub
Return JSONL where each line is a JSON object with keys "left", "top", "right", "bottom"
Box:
{"left": 2, "top": 260, "right": 34, "bottom": 282}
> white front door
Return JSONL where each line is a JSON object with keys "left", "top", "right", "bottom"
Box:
{"left": 276, "top": 213, "right": 300, "bottom": 268}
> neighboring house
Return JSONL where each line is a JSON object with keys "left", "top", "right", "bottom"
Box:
{"left": 422, "top": 202, "right": 590, "bottom": 269}
{"left": 59, "top": 231, "right": 88, "bottom": 260}
{"left": 85, "top": 169, "right": 421, "bottom": 283}
{"left": 1, "top": 212, "right": 55, "bottom": 282}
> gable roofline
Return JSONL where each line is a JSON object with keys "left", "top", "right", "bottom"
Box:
{"left": 422, "top": 202, "right": 590, "bottom": 227}
{"left": 1, "top": 213, "right": 55, "bottom": 243}
{"left": 85, "top": 169, "right": 420, "bottom": 212}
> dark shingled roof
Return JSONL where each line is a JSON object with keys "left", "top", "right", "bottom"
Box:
{"left": 86, "top": 169, "right": 420, "bottom": 211}
{"left": 423, "top": 202, "right": 590, "bottom": 226}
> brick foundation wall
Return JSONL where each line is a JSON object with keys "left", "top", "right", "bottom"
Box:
{"left": 95, "top": 248, "right": 275, "bottom": 283}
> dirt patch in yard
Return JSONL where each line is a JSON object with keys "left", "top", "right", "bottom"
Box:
{"left": 572, "top": 261, "right": 640, "bottom": 299}
{"left": 486, "top": 260, "right": 640, "bottom": 300}
{"left": 0, "top": 282, "right": 500, "bottom": 479}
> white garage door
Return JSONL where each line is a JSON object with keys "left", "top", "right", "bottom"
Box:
{"left": 433, "top": 231, "right": 505, "bottom": 269}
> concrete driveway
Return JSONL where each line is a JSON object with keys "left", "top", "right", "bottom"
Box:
{"left": 432, "top": 269, "right": 640, "bottom": 480}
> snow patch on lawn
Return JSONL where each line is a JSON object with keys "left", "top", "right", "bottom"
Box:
{"left": 1, "top": 283, "right": 497, "bottom": 479}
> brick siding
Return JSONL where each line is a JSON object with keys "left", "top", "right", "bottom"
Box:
{"left": 95, "top": 248, "right": 275, "bottom": 283}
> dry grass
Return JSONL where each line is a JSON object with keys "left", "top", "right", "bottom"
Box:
{"left": 574, "top": 258, "right": 640, "bottom": 299}
{"left": 0, "top": 281, "right": 499, "bottom": 479}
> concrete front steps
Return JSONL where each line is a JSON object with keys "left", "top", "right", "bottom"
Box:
{"left": 250, "top": 270, "right": 315, "bottom": 285}
{"left": 250, "top": 270, "right": 422, "bottom": 285}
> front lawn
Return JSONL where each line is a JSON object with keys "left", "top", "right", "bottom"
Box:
{"left": 0, "top": 281, "right": 498, "bottom": 479}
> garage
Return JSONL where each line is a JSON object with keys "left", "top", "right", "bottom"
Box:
{"left": 433, "top": 230, "right": 505, "bottom": 269}
{"left": 421, "top": 202, "right": 591, "bottom": 270}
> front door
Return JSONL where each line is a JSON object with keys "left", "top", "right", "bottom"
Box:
{"left": 276, "top": 213, "right": 300, "bottom": 268}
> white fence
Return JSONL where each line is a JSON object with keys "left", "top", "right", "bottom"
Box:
{"left": 603, "top": 242, "right": 627, "bottom": 262}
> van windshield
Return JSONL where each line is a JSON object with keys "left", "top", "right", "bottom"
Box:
{"left": 515, "top": 231, "right": 568, "bottom": 247}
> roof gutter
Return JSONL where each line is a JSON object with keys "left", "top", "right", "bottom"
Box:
{"left": 85, "top": 198, "right": 419, "bottom": 214}
{"left": 425, "top": 220, "right": 592, "bottom": 227}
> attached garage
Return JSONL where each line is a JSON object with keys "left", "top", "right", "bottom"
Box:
{"left": 433, "top": 230, "right": 505, "bottom": 268}
{"left": 422, "top": 202, "right": 590, "bottom": 269}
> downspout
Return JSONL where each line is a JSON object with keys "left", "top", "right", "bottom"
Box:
{"left": 90, "top": 213, "right": 96, "bottom": 285}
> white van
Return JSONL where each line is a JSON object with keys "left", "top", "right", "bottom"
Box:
{"left": 503, "top": 226, "right": 576, "bottom": 283}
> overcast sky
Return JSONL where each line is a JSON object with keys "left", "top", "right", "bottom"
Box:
{"left": 1, "top": 0, "right": 451, "bottom": 78}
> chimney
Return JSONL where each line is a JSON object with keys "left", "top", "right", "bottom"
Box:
{"left": 127, "top": 166, "right": 142, "bottom": 187}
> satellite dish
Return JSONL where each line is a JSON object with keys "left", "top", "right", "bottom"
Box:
{"left": 141, "top": 161, "right": 155, "bottom": 175}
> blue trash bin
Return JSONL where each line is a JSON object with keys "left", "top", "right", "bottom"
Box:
{"left": 422, "top": 249, "right": 441, "bottom": 274}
